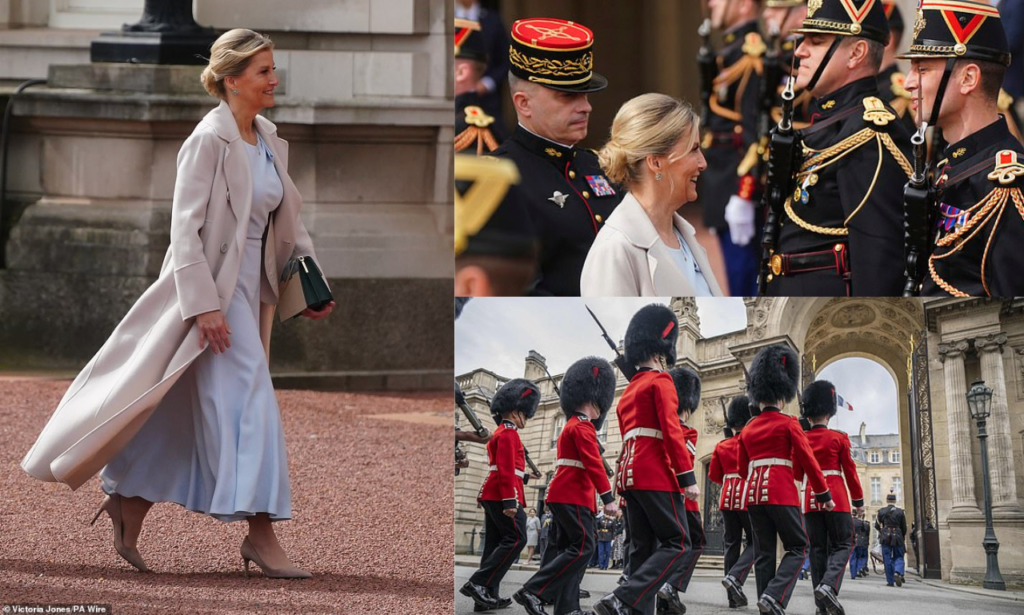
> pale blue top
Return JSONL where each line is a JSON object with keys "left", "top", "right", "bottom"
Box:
{"left": 666, "top": 229, "right": 713, "bottom": 296}
{"left": 243, "top": 133, "right": 283, "bottom": 240}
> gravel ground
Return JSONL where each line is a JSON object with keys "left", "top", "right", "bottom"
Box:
{"left": 0, "top": 377, "right": 454, "bottom": 614}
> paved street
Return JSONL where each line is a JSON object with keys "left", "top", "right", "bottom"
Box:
{"left": 456, "top": 564, "right": 1023, "bottom": 615}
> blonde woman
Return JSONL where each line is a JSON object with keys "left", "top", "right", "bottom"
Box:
{"left": 21, "top": 29, "right": 334, "bottom": 578}
{"left": 581, "top": 94, "right": 723, "bottom": 297}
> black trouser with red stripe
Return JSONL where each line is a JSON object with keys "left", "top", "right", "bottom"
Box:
{"left": 524, "top": 503, "right": 596, "bottom": 615}
{"left": 747, "top": 504, "right": 807, "bottom": 608}
{"left": 470, "top": 501, "right": 527, "bottom": 597}
{"left": 669, "top": 509, "right": 705, "bottom": 592}
{"left": 614, "top": 490, "right": 691, "bottom": 615}
{"left": 806, "top": 511, "right": 854, "bottom": 611}
{"left": 722, "top": 509, "right": 755, "bottom": 585}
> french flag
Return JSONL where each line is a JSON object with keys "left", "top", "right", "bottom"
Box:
{"left": 837, "top": 395, "right": 854, "bottom": 412}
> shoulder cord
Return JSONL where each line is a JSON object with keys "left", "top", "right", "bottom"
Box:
{"left": 710, "top": 55, "right": 764, "bottom": 123}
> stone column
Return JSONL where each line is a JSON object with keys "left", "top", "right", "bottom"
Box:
{"left": 938, "top": 340, "right": 978, "bottom": 512}
{"left": 975, "top": 333, "right": 1021, "bottom": 511}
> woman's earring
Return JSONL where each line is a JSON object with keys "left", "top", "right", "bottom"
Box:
{"left": 655, "top": 173, "right": 663, "bottom": 181}
{"left": 232, "top": 88, "right": 239, "bottom": 95}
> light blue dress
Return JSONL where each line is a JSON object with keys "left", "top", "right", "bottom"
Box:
{"left": 100, "top": 133, "right": 290, "bottom": 522}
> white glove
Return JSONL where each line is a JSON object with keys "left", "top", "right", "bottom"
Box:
{"left": 724, "top": 195, "right": 757, "bottom": 247}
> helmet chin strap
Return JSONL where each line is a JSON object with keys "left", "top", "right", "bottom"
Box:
{"left": 927, "top": 57, "right": 958, "bottom": 131}
{"left": 804, "top": 36, "right": 844, "bottom": 95}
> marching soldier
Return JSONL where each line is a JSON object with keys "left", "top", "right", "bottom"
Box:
{"left": 710, "top": 395, "right": 756, "bottom": 609}
{"left": 460, "top": 379, "right": 541, "bottom": 611}
{"left": 876, "top": 1, "right": 916, "bottom": 132}
{"left": 762, "top": 0, "right": 914, "bottom": 296}
{"left": 657, "top": 367, "right": 705, "bottom": 615}
{"left": 900, "top": 0, "right": 1024, "bottom": 296}
{"left": 493, "top": 17, "right": 624, "bottom": 296}
{"left": 455, "top": 19, "right": 504, "bottom": 154}
{"left": 797, "top": 381, "right": 864, "bottom": 615}
{"left": 701, "top": 0, "right": 766, "bottom": 297}
{"left": 594, "top": 305, "right": 697, "bottom": 615}
{"left": 455, "top": 155, "right": 538, "bottom": 296}
{"left": 514, "top": 357, "right": 618, "bottom": 615}
{"left": 738, "top": 344, "right": 833, "bottom": 615}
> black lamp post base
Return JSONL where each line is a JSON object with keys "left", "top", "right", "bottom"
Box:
{"left": 90, "top": 31, "right": 217, "bottom": 65}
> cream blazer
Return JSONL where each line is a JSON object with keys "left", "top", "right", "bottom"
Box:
{"left": 580, "top": 192, "right": 724, "bottom": 297}
{"left": 21, "top": 100, "right": 319, "bottom": 489}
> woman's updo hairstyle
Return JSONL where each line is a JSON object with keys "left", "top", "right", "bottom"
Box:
{"left": 598, "top": 93, "right": 699, "bottom": 189}
{"left": 200, "top": 28, "right": 275, "bottom": 99}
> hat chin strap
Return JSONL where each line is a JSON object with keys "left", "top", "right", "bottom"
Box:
{"left": 927, "top": 57, "right": 958, "bottom": 131}
{"left": 804, "top": 36, "right": 843, "bottom": 95}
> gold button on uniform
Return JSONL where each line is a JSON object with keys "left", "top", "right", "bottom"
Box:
{"left": 569, "top": 170, "right": 576, "bottom": 179}
{"left": 582, "top": 191, "right": 590, "bottom": 199}
{"left": 595, "top": 214, "right": 603, "bottom": 223}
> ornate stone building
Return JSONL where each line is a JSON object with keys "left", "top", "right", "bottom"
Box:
{"left": 455, "top": 298, "right": 1024, "bottom": 588}
{"left": 850, "top": 424, "right": 904, "bottom": 524}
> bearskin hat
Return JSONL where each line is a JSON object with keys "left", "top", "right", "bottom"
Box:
{"left": 624, "top": 304, "right": 679, "bottom": 368}
{"left": 747, "top": 344, "right": 800, "bottom": 405}
{"left": 800, "top": 379, "right": 838, "bottom": 419}
{"left": 668, "top": 366, "right": 701, "bottom": 415}
{"left": 490, "top": 378, "right": 541, "bottom": 423}
{"left": 560, "top": 356, "right": 617, "bottom": 430}
{"left": 726, "top": 394, "right": 752, "bottom": 430}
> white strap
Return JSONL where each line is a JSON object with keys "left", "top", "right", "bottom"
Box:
{"left": 723, "top": 473, "right": 741, "bottom": 480}
{"left": 556, "top": 459, "right": 585, "bottom": 469}
{"left": 686, "top": 441, "right": 697, "bottom": 456}
{"left": 749, "top": 457, "right": 793, "bottom": 470}
{"left": 822, "top": 469, "right": 843, "bottom": 477}
{"left": 624, "top": 427, "right": 663, "bottom": 441}
{"left": 489, "top": 465, "right": 527, "bottom": 478}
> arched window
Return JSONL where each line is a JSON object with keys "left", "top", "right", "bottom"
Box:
{"left": 551, "top": 415, "right": 565, "bottom": 449}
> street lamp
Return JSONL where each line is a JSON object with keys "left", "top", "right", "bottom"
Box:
{"left": 965, "top": 380, "right": 1006, "bottom": 591}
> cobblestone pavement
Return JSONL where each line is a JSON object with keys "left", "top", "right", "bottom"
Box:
{"left": 0, "top": 378, "right": 453, "bottom": 614}
{"left": 455, "top": 564, "right": 1023, "bottom": 615}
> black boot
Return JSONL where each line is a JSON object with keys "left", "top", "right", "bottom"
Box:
{"left": 461, "top": 582, "right": 499, "bottom": 610}
{"left": 513, "top": 588, "right": 550, "bottom": 615}
{"left": 593, "top": 593, "right": 633, "bottom": 615}
{"left": 656, "top": 583, "right": 686, "bottom": 615}
{"left": 721, "top": 575, "right": 748, "bottom": 607}
{"left": 757, "top": 594, "right": 786, "bottom": 615}
{"left": 579, "top": 589, "right": 592, "bottom": 599}
{"left": 813, "top": 584, "right": 845, "bottom": 615}
{"left": 895, "top": 573, "right": 904, "bottom": 587}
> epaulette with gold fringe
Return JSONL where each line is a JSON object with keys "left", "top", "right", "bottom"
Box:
{"left": 929, "top": 149, "right": 1024, "bottom": 296}
{"left": 455, "top": 105, "right": 500, "bottom": 155}
{"left": 709, "top": 32, "right": 766, "bottom": 123}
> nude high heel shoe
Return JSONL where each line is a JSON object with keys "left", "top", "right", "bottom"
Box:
{"left": 240, "top": 536, "right": 312, "bottom": 579}
{"left": 90, "top": 493, "right": 150, "bottom": 572}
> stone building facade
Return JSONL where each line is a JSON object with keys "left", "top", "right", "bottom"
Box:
{"left": 455, "top": 297, "right": 1024, "bottom": 588}
{"left": 850, "top": 424, "right": 905, "bottom": 525}
{"left": 0, "top": 0, "right": 453, "bottom": 388}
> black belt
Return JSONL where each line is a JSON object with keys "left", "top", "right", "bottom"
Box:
{"left": 770, "top": 244, "right": 852, "bottom": 294}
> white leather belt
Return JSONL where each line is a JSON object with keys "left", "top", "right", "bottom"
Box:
{"left": 724, "top": 473, "right": 741, "bottom": 480}
{"left": 623, "top": 427, "right": 663, "bottom": 441}
{"left": 556, "top": 459, "right": 585, "bottom": 469}
{"left": 749, "top": 458, "right": 793, "bottom": 470}
{"left": 822, "top": 469, "right": 843, "bottom": 477}
{"left": 489, "top": 465, "right": 527, "bottom": 478}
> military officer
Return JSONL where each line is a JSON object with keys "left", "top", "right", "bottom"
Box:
{"left": 514, "top": 357, "right": 617, "bottom": 615}
{"left": 455, "top": 19, "right": 504, "bottom": 154}
{"left": 900, "top": 0, "right": 1024, "bottom": 297}
{"left": 492, "top": 17, "right": 624, "bottom": 296}
{"left": 657, "top": 367, "right": 705, "bottom": 615}
{"left": 764, "top": 0, "right": 915, "bottom": 296}
{"left": 701, "top": 0, "right": 766, "bottom": 297}
{"left": 710, "top": 395, "right": 755, "bottom": 609}
{"left": 738, "top": 344, "right": 833, "bottom": 615}
{"left": 797, "top": 381, "right": 864, "bottom": 615}
{"left": 460, "top": 379, "right": 541, "bottom": 611}
{"left": 763, "top": 1, "right": 814, "bottom": 130}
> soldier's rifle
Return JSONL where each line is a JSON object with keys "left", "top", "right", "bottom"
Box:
{"left": 756, "top": 23, "right": 784, "bottom": 181}
{"left": 455, "top": 382, "right": 490, "bottom": 475}
{"left": 538, "top": 362, "right": 615, "bottom": 479}
{"left": 756, "top": 66, "right": 804, "bottom": 295}
{"left": 902, "top": 86, "right": 934, "bottom": 297}
{"left": 697, "top": 1, "right": 717, "bottom": 128}
{"left": 585, "top": 305, "right": 637, "bottom": 382}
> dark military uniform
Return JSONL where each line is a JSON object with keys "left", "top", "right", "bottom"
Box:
{"left": 454, "top": 20, "right": 504, "bottom": 154}
{"left": 766, "top": 78, "right": 914, "bottom": 296}
{"left": 700, "top": 19, "right": 765, "bottom": 296}
{"left": 876, "top": 64, "right": 917, "bottom": 134}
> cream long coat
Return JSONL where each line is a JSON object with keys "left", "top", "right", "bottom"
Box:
{"left": 580, "top": 192, "right": 724, "bottom": 297}
{"left": 20, "top": 100, "right": 318, "bottom": 490}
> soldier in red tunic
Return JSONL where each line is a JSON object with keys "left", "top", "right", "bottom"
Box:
{"left": 711, "top": 395, "right": 756, "bottom": 609}
{"left": 461, "top": 378, "right": 541, "bottom": 611}
{"left": 796, "top": 380, "right": 865, "bottom": 615}
{"left": 594, "top": 304, "right": 698, "bottom": 615}
{"left": 657, "top": 366, "right": 705, "bottom": 615}
{"left": 514, "top": 357, "right": 618, "bottom": 615}
{"left": 738, "top": 344, "right": 833, "bottom": 615}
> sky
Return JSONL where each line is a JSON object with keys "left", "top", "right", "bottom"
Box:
{"left": 455, "top": 298, "right": 900, "bottom": 436}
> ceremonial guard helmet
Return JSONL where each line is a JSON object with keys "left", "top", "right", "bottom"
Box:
{"left": 668, "top": 366, "right": 702, "bottom": 415}
{"left": 794, "top": 0, "right": 891, "bottom": 91}
{"left": 624, "top": 304, "right": 679, "bottom": 369}
{"left": 490, "top": 378, "right": 541, "bottom": 424}
{"left": 800, "top": 379, "right": 839, "bottom": 418}
{"left": 747, "top": 344, "right": 800, "bottom": 406}
{"left": 509, "top": 17, "right": 608, "bottom": 93}
{"left": 726, "top": 394, "right": 754, "bottom": 431}
{"left": 560, "top": 356, "right": 617, "bottom": 431}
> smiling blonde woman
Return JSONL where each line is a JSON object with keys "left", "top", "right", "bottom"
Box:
{"left": 21, "top": 28, "right": 334, "bottom": 578}
{"left": 581, "top": 94, "right": 724, "bottom": 297}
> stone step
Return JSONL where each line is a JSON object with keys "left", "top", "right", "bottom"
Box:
{"left": 0, "top": 28, "right": 97, "bottom": 81}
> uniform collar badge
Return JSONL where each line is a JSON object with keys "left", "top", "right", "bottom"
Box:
{"left": 549, "top": 191, "right": 569, "bottom": 208}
